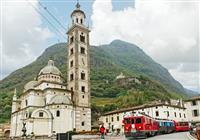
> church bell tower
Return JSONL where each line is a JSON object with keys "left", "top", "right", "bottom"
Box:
{"left": 67, "top": 2, "right": 91, "bottom": 131}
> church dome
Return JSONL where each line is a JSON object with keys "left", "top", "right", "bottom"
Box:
{"left": 38, "top": 60, "right": 61, "bottom": 76}
{"left": 71, "top": 2, "right": 86, "bottom": 18}
{"left": 24, "top": 80, "right": 38, "bottom": 91}
{"left": 49, "top": 95, "right": 72, "bottom": 105}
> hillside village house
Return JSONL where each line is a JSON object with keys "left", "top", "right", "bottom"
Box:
{"left": 10, "top": 3, "right": 91, "bottom": 139}
{"left": 184, "top": 96, "right": 200, "bottom": 123}
{"left": 99, "top": 100, "right": 187, "bottom": 133}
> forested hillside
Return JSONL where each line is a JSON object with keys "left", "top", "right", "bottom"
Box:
{"left": 0, "top": 40, "right": 190, "bottom": 123}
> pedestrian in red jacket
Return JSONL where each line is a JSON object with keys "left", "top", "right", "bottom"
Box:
{"left": 100, "top": 125, "right": 105, "bottom": 139}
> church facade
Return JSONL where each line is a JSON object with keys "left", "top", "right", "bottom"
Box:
{"left": 10, "top": 3, "right": 91, "bottom": 139}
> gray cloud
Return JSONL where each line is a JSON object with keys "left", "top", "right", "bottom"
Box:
{"left": 90, "top": 0, "right": 199, "bottom": 91}
{"left": 0, "top": 0, "right": 53, "bottom": 79}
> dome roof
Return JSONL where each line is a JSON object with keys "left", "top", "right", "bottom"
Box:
{"left": 71, "top": 2, "right": 86, "bottom": 18}
{"left": 49, "top": 95, "right": 72, "bottom": 105}
{"left": 38, "top": 60, "right": 61, "bottom": 76}
{"left": 24, "top": 80, "right": 38, "bottom": 91}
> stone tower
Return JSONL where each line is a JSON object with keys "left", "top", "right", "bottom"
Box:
{"left": 67, "top": 2, "right": 91, "bottom": 131}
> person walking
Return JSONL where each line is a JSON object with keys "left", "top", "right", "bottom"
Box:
{"left": 100, "top": 124, "right": 105, "bottom": 140}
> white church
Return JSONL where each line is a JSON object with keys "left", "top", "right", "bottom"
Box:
{"left": 10, "top": 2, "right": 91, "bottom": 139}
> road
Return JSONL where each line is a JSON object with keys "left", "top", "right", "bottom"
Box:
{"left": 73, "top": 132, "right": 191, "bottom": 140}
{"left": 147, "top": 132, "right": 190, "bottom": 140}
{"left": 106, "top": 132, "right": 190, "bottom": 140}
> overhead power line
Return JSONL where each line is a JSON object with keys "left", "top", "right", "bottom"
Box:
{"left": 38, "top": 1, "right": 67, "bottom": 31}
{"left": 26, "top": 0, "right": 66, "bottom": 40}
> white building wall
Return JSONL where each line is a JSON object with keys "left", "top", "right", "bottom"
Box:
{"left": 51, "top": 105, "right": 74, "bottom": 133}
{"left": 185, "top": 100, "right": 200, "bottom": 122}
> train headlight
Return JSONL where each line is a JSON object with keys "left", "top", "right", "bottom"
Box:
{"left": 132, "top": 124, "right": 135, "bottom": 128}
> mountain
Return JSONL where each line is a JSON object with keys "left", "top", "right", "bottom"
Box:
{"left": 0, "top": 40, "right": 194, "bottom": 123}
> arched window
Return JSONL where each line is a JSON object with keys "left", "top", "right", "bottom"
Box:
{"left": 80, "top": 19, "right": 83, "bottom": 24}
{"left": 70, "top": 36, "right": 74, "bottom": 44}
{"left": 81, "top": 86, "right": 85, "bottom": 93}
{"left": 56, "top": 110, "right": 60, "bottom": 117}
{"left": 70, "top": 60, "right": 73, "bottom": 68}
{"left": 80, "top": 47, "right": 85, "bottom": 54}
{"left": 70, "top": 48, "right": 74, "bottom": 55}
{"left": 81, "top": 121, "right": 85, "bottom": 126}
{"left": 81, "top": 72, "right": 85, "bottom": 80}
{"left": 70, "top": 73, "right": 74, "bottom": 81}
{"left": 25, "top": 100, "right": 28, "bottom": 106}
{"left": 80, "top": 33, "right": 85, "bottom": 43}
{"left": 76, "top": 18, "right": 78, "bottom": 23}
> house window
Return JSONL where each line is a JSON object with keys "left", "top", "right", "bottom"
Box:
{"left": 192, "top": 100, "right": 197, "bottom": 106}
{"left": 70, "top": 36, "right": 74, "bottom": 44}
{"left": 71, "top": 87, "right": 73, "bottom": 91}
{"left": 70, "top": 60, "right": 73, "bottom": 67}
{"left": 117, "top": 116, "right": 119, "bottom": 121}
{"left": 111, "top": 117, "right": 113, "bottom": 122}
{"left": 56, "top": 110, "right": 60, "bottom": 117}
{"left": 167, "top": 111, "right": 169, "bottom": 117}
{"left": 179, "top": 113, "right": 182, "bottom": 118}
{"left": 156, "top": 111, "right": 159, "bottom": 117}
{"left": 76, "top": 18, "right": 78, "bottom": 23}
{"left": 81, "top": 72, "right": 85, "bottom": 80}
{"left": 174, "top": 112, "right": 177, "bottom": 117}
{"left": 70, "top": 73, "right": 74, "bottom": 81}
{"left": 39, "top": 112, "right": 43, "bottom": 117}
{"left": 80, "top": 34, "right": 85, "bottom": 43}
{"left": 193, "top": 110, "right": 199, "bottom": 117}
{"left": 82, "top": 95, "right": 84, "bottom": 99}
{"left": 80, "top": 47, "right": 85, "bottom": 54}
{"left": 81, "top": 86, "right": 85, "bottom": 93}
{"left": 70, "top": 48, "right": 74, "bottom": 55}
{"left": 106, "top": 118, "right": 108, "bottom": 123}
{"left": 80, "top": 19, "right": 83, "bottom": 24}
{"left": 184, "top": 113, "right": 186, "bottom": 118}
{"left": 81, "top": 122, "right": 85, "bottom": 126}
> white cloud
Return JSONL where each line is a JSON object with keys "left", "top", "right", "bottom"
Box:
{"left": 1, "top": 0, "right": 53, "bottom": 79}
{"left": 91, "top": 0, "right": 199, "bottom": 91}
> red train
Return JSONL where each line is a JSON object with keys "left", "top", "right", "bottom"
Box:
{"left": 123, "top": 114, "right": 189, "bottom": 138}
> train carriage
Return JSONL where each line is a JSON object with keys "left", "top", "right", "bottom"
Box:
{"left": 123, "top": 114, "right": 159, "bottom": 138}
{"left": 157, "top": 120, "right": 175, "bottom": 134}
{"left": 174, "top": 121, "right": 189, "bottom": 132}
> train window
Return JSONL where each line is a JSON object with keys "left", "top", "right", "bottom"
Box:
{"left": 131, "top": 118, "right": 134, "bottom": 124}
{"left": 136, "top": 118, "right": 142, "bottom": 124}
{"left": 124, "top": 118, "right": 131, "bottom": 124}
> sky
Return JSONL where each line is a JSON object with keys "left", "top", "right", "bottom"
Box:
{"left": 0, "top": 0, "right": 199, "bottom": 92}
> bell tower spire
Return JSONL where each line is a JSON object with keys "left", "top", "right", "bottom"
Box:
{"left": 67, "top": 2, "right": 91, "bottom": 131}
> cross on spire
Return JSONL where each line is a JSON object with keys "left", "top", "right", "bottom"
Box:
{"left": 76, "top": 0, "right": 80, "bottom": 9}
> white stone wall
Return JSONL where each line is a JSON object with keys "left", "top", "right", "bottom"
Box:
{"left": 185, "top": 100, "right": 200, "bottom": 122}
{"left": 10, "top": 111, "right": 24, "bottom": 137}
{"left": 75, "top": 107, "right": 91, "bottom": 131}
{"left": 50, "top": 105, "right": 74, "bottom": 133}
{"left": 36, "top": 82, "right": 66, "bottom": 91}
